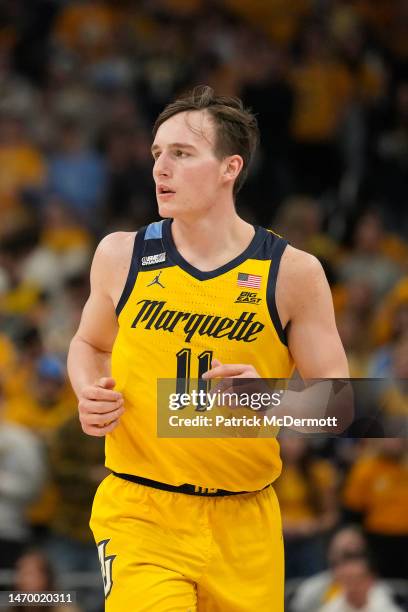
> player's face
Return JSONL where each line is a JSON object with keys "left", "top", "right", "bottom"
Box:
{"left": 152, "top": 110, "right": 227, "bottom": 218}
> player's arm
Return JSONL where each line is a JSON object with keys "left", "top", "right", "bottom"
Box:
{"left": 279, "top": 247, "right": 349, "bottom": 379}
{"left": 274, "top": 247, "right": 351, "bottom": 430}
{"left": 67, "top": 232, "right": 133, "bottom": 437}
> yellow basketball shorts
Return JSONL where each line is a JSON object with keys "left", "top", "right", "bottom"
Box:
{"left": 90, "top": 474, "right": 284, "bottom": 611}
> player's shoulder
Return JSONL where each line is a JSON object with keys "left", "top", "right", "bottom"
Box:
{"left": 278, "top": 245, "right": 327, "bottom": 307}
{"left": 91, "top": 232, "right": 137, "bottom": 287}
{"left": 264, "top": 228, "right": 323, "bottom": 275}
{"left": 94, "top": 231, "right": 136, "bottom": 266}
{"left": 280, "top": 244, "right": 325, "bottom": 283}
{"left": 96, "top": 231, "right": 136, "bottom": 256}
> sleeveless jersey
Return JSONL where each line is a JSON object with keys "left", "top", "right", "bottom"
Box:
{"left": 107, "top": 219, "right": 294, "bottom": 491}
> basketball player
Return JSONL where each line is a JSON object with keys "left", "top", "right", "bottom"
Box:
{"left": 67, "top": 86, "right": 349, "bottom": 611}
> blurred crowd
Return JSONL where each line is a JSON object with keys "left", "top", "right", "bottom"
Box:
{"left": 0, "top": 0, "right": 407, "bottom": 611}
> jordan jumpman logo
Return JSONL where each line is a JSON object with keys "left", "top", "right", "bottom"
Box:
{"left": 147, "top": 270, "right": 165, "bottom": 288}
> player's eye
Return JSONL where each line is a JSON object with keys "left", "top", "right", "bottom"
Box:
{"left": 175, "top": 149, "right": 188, "bottom": 158}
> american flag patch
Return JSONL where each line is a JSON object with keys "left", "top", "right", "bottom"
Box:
{"left": 237, "top": 273, "right": 262, "bottom": 289}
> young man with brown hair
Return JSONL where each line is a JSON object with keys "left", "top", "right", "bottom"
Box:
{"left": 68, "top": 86, "right": 348, "bottom": 611}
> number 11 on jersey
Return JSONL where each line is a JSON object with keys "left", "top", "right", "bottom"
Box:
{"left": 176, "top": 349, "right": 213, "bottom": 410}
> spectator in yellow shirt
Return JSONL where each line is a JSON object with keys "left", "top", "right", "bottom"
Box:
{"left": 275, "top": 438, "right": 339, "bottom": 578}
{"left": 342, "top": 438, "right": 408, "bottom": 578}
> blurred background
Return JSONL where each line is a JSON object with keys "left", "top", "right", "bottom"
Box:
{"left": 0, "top": 0, "right": 407, "bottom": 610}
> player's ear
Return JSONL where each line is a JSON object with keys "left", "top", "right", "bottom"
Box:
{"left": 222, "top": 155, "right": 243, "bottom": 185}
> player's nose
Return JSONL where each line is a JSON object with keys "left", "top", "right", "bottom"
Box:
{"left": 153, "top": 153, "right": 172, "bottom": 180}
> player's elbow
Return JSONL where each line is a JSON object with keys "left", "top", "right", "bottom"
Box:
{"left": 69, "top": 333, "right": 112, "bottom": 355}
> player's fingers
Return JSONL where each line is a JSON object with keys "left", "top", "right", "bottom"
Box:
{"left": 82, "top": 385, "right": 122, "bottom": 402}
{"left": 234, "top": 369, "right": 255, "bottom": 377}
{"left": 202, "top": 364, "right": 247, "bottom": 379}
{"left": 211, "top": 358, "right": 222, "bottom": 368}
{"left": 81, "top": 419, "right": 120, "bottom": 437}
{"left": 202, "top": 358, "right": 224, "bottom": 385}
{"left": 79, "top": 399, "right": 124, "bottom": 415}
{"left": 211, "top": 379, "right": 253, "bottom": 397}
{"left": 81, "top": 410, "right": 123, "bottom": 427}
{"left": 81, "top": 407, "right": 124, "bottom": 427}
{"left": 96, "top": 377, "right": 116, "bottom": 389}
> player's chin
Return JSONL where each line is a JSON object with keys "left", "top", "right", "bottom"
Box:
{"left": 157, "top": 201, "right": 180, "bottom": 218}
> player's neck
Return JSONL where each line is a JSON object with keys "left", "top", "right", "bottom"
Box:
{"left": 170, "top": 211, "right": 255, "bottom": 272}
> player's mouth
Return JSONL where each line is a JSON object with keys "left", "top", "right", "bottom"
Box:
{"left": 157, "top": 184, "right": 176, "bottom": 200}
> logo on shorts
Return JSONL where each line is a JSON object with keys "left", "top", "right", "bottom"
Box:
{"left": 194, "top": 486, "right": 219, "bottom": 494}
{"left": 142, "top": 252, "right": 166, "bottom": 266}
{"left": 235, "top": 291, "right": 261, "bottom": 305}
{"left": 97, "top": 539, "right": 116, "bottom": 598}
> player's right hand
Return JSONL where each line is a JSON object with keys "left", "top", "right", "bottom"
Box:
{"left": 78, "top": 377, "right": 124, "bottom": 437}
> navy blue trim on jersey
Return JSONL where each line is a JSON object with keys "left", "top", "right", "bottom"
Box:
{"left": 145, "top": 220, "right": 164, "bottom": 240}
{"left": 115, "top": 227, "right": 147, "bottom": 316}
{"left": 266, "top": 237, "right": 289, "bottom": 346}
{"left": 139, "top": 232, "right": 173, "bottom": 271}
{"left": 112, "top": 471, "right": 270, "bottom": 497}
{"left": 162, "top": 219, "right": 268, "bottom": 281}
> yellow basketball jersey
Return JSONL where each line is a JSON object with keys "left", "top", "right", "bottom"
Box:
{"left": 107, "top": 219, "right": 294, "bottom": 491}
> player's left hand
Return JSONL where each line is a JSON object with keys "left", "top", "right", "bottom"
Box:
{"left": 203, "top": 359, "right": 273, "bottom": 410}
{"left": 202, "top": 358, "right": 260, "bottom": 380}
